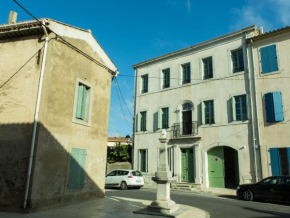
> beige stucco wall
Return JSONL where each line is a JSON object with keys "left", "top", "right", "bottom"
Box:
{"left": 28, "top": 34, "right": 112, "bottom": 210}
{"left": 0, "top": 35, "right": 43, "bottom": 209}
{"left": 134, "top": 33, "right": 256, "bottom": 188}
{"left": 251, "top": 32, "right": 290, "bottom": 178}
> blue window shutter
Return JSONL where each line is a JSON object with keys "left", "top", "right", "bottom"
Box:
{"left": 272, "top": 92, "right": 284, "bottom": 121}
{"left": 265, "top": 93, "right": 275, "bottom": 122}
{"left": 260, "top": 45, "right": 278, "bottom": 74}
{"left": 76, "top": 85, "right": 84, "bottom": 118}
{"left": 81, "top": 86, "right": 87, "bottom": 120}
{"left": 269, "top": 148, "right": 281, "bottom": 176}
{"left": 287, "top": 148, "right": 290, "bottom": 175}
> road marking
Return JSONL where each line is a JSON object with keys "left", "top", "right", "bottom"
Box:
{"left": 105, "top": 196, "right": 120, "bottom": 202}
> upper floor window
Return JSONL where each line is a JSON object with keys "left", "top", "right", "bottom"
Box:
{"left": 161, "top": 107, "right": 169, "bottom": 129}
{"left": 203, "top": 57, "right": 213, "bottom": 80}
{"left": 140, "top": 111, "right": 147, "bottom": 131}
{"left": 232, "top": 49, "right": 244, "bottom": 73}
{"left": 202, "top": 100, "right": 215, "bottom": 124}
{"left": 141, "top": 75, "right": 148, "bottom": 93}
{"left": 182, "top": 63, "right": 191, "bottom": 84}
{"left": 162, "top": 69, "right": 170, "bottom": 89}
{"left": 265, "top": 91, "right": 284, "bottom": 122}
{"left": 260, "top": 45, "right": 279, "bottom": 74}
{"left": 232, "top": 95, "right": 248, "bottom": 121}
{"left": 76, "top": 83, "right": 89, "bottom": 120}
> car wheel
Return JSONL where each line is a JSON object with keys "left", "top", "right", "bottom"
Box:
{"left": 120, "top": 181, "right": 128, "bottom": 190}
{"left": 242, "top": 189, "right": 254, "bottom": 201}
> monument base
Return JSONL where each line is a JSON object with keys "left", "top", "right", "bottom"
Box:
{"left": 147, "top": 203, "right": 180, "bottom": 214}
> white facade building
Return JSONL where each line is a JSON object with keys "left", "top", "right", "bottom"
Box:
{"left": 132, "top": 26, "right": 262, "bottom": 189}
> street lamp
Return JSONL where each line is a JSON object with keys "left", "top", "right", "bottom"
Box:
{"left": 125, "top": 134, "right": 131, "bottom": 145}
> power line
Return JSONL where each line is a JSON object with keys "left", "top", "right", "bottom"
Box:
{"left": 12, "top": 0, "right": 116, "bottom": 74}
{"left": 118, "top": 74, "right": 290, "bottom": 81}
{"left": 113, "top": 78, "right": 132, "bottom": 128}
{"left": 115, "top": 77, "right": 133, "bottom": 117}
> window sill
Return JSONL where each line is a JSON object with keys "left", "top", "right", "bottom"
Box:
{"left": 230, "top": 120, "right": 249, "bottom": 125}
{"left": 260, "top": 70, "right": 281, "bottom": 76}
{"left": 231, "top": 71, "right": 245, "bottom": 76}
{"left": 72, "top": 118, "right": 91, "bottom": 127}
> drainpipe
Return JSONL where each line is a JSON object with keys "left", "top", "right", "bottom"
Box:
{"left": 132, "top": 68, "right": 138, "bottom": 170}
{"left": 23, "top": 21, "right": 49, "bottom": 209}
{"left": 249, "top": 39, "right": 263, "bottom": 181}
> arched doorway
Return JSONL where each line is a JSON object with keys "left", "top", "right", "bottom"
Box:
{"left": 207, "top": 146, "right": 239, "bottom": 188}
{"left": 182, "top": 103, "right": 192, "bottom": 135}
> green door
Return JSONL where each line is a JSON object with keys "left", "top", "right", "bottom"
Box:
{"left": 181, "top": 148, "right": 194, "bottom": 182}
{"left": 208, "top": 147, "right": 225, "bottom": 188}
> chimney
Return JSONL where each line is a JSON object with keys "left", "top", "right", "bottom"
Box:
{"left": 116, "top": 131, "right": 119, "bottom": 138}
{"left": 259, "top": 26, "right": 264, "bottom": 34}
{"left": 8, "top": 11, "right": 17, "bottom": 24}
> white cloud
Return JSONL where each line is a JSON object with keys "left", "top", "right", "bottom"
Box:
{"left": 271, "top": 0, "right": 290, "bottom": 25}
{"left": 230, "top": 3, "right": 273, "bottom": 31}
{"left": 154, "top": 38, "right": 172, "bottom": 48}
{"left": 187, "top": 0, "right": 191, "bottom": 13}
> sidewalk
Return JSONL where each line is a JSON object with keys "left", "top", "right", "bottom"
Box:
{"left": 0, "top": 195, "right": 209, "bottom": 218}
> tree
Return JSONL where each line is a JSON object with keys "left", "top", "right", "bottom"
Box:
{"left": 107, "top": 142, "right": 131, "bottom": 163}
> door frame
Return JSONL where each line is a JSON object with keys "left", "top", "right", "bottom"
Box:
{"left": 202, "top": 142, "right": 242, "bottom": 188}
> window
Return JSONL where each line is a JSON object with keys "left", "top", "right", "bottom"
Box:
{"left": 265, "top": 92, "right": 284, "bottom": 122}
{"left": 260, "top": 44, "right": 278, "bottom": 74}
{"left": 73, "top": 79, "right": 93, "bottom": 126}
{"left": 138, "top": 149, "right": 148, "bottom": 173}
{"left": 158, "top": 107, "right": 169, "bottom": 129}
{"left": 203, "top": 57, "right": 213, "bottom": 80}
{"left": 162, "top": 69, "right": 170, "bottom": 89}
{"left": 232, "top": 95, "right": 248, "bottom": 121}
{"left": 270, "top": 148, "right": 290, "bottom": 176}
{"left": 182, "top": 63, "right": 191, "bottom": 84}
{"left": 139, "top": 111, "right": 147, "bottom": 131}
{"left": 68, "top": 148, "right": 87, "bottom": 189}
{"left": 260, "top": 177, "right": 278, "bottom": 185}
{"left": 202, "top": 100, "right": 214, "bottom": 124}
{"left": 76, "top": 83, "right": 89, "bottom": 120}
{"left": 232, "top": 49, "right": 244, "bottom": 73}
{"left": 107, "top": 171, "right": 116, "bottom": 177}
{"left": 141, "top": 75, "right": 148, "bottom": 93}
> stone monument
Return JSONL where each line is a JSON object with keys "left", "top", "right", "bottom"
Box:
{"left": 146, "top": 129, "right": 179, "bottom": 214}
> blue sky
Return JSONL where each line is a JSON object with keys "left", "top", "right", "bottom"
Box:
{"left": 1, "top": 0, "right": 290, "bottom": 137}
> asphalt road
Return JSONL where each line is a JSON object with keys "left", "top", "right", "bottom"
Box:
{"left": 106, "top": 188, "right": 290, "bottom": 218}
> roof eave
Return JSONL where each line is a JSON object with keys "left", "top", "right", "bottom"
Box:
{"left": 132, "top": 25, "right": 257, "bottom": 69}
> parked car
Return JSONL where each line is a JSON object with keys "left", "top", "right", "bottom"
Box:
{"left": 105, "top": 169, "right": 144, "bottom": 190}
{"left": 237, "top": 176, "right": 290, "bottom": 202}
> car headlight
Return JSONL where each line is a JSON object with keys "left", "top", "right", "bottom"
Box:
{"left": 237, "top": 186, "right": 240, "bottom": 190}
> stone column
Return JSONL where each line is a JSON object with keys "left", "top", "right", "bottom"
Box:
{"left": 147, "top": 130, "right": 179, "bottom": 215}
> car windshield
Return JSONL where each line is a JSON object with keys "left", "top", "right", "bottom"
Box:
{"left": 132, "top": 171, "right": 142, "bottom": 176}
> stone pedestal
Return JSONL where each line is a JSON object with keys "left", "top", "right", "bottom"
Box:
{"left": 146, "top": 134, "right": 179, "bottom": 215}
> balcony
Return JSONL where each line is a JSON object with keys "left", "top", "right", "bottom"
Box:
{"left": 171, "top": 121, "right": 198, "bottom": 139}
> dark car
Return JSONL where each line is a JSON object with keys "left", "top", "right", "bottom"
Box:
{"left": 237, "top": 176, "right": 290, "bottom": 202}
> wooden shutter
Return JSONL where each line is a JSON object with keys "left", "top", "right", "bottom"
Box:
{"left": 272, "top": 92, "right": 284, "bottom": 121}
{"left": 231, "top": 97, "right": 236, "bottom": 121}
{"left": 269, "top": 148, "right": 281, "bottom": 176}
{"left": 76, "top": 85, "right": 84, "bottom": 118}
{"left": 287, "top": 148, "right": 290, "bottom": 175}
{"left": 137, "top": 113, "right": 141, "bottom": 132}
{"left": 146, "top": 149, "right": 148, "bottom": 172}
{"left": 260, "top": 45, "right": 278, "bottom": 74}
{"left": 81, "top": 86, "right": 87, "bottom": 120}
{"left": 201, "top": 102, "right": 205, "bottom": 125}
{"left": 68, "top": 148, "right": 87, "bottom": 189}
{"left": 265, "top": 93, "right": 275, "bottom": 122}
{"left": 158, "top": 108, "right": 162, "bottom": 129}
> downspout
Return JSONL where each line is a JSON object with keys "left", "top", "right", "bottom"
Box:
{"left": 246, "top": 36, "right": 258, "bottom": 182}
{"left": 23, "top": 21, "right": 49, "bottom": 209}
{"left": 132, "top": 68, "right": 138, "bottom": 169}
{"left": 249, "top": 39, "right": 263, "bottom": 180}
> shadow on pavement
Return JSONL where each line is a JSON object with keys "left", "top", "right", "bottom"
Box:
{"left": 242, "top": 207, "right": 290, "bottom": 218}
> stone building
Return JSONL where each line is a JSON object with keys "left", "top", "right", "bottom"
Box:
{"left": 132, "top": 25, "right": 261, "bottom": 189}
{"left": 248, "top": 27, "right": 290, "bottom": 179}
{"left": 0, "top": 12, "right": 117, "bottom": 211}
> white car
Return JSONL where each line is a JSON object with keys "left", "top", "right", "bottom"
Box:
{"left": 105, "top": 169, "right": 144, "bottom": 190}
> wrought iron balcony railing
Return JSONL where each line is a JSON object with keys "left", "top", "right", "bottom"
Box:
{"left": 171, "top": 121, "right": 198, "bottom": 139}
